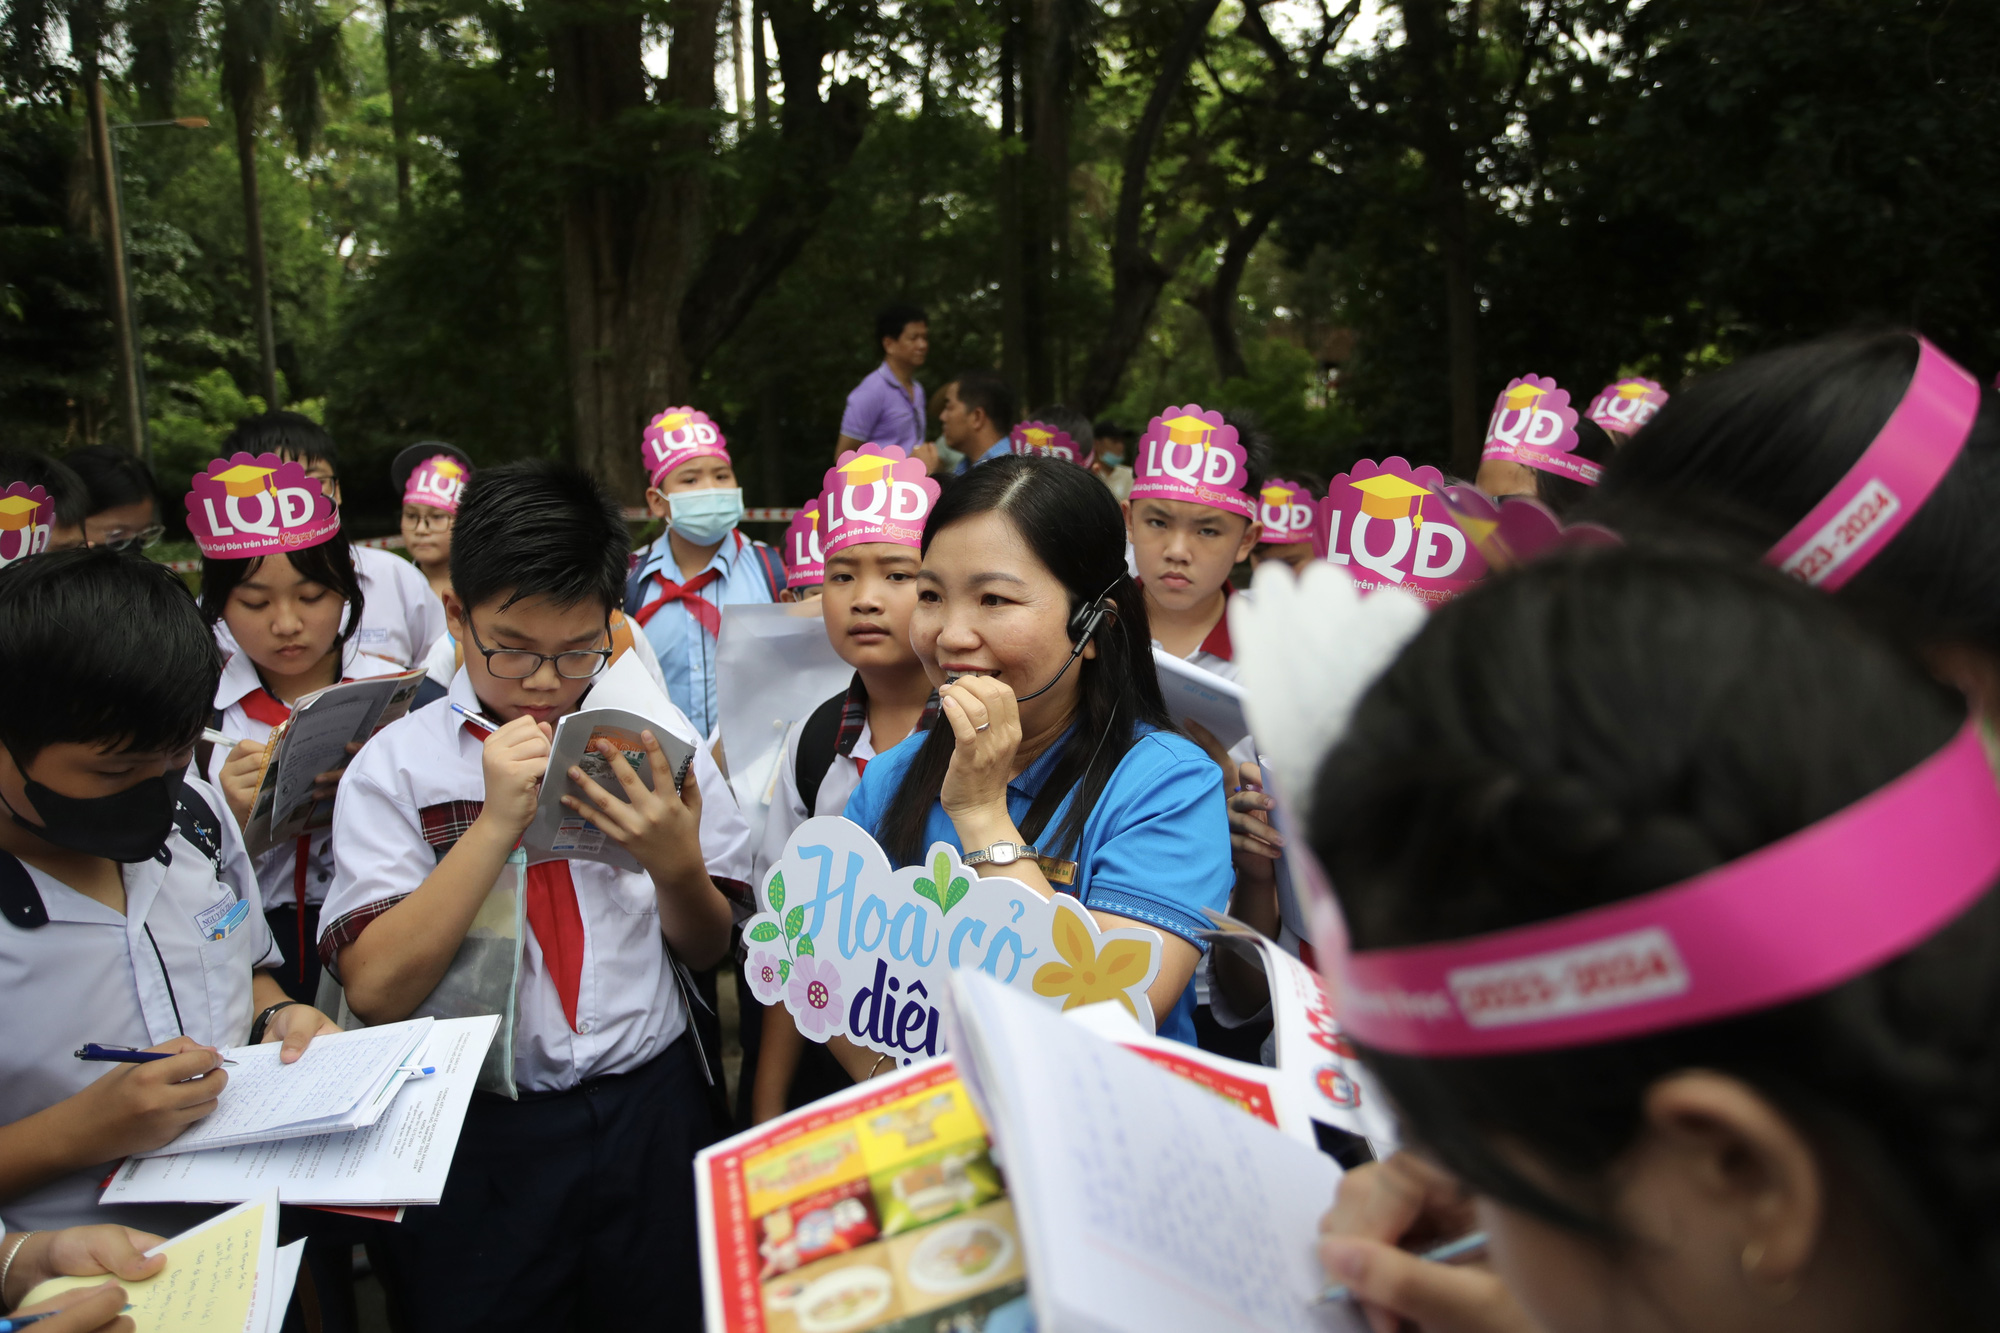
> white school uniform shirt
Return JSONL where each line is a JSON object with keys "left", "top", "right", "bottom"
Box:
{"left": 753, "top": 711, "right": 876, "bottom": 889}
{"left": 321, "top": 667, "right": 752, "bottom": 1092}
{"left": 204, "top": 643, "right": 409, "bottom": 914}
{"left": 0, "top": 776, "right": 280, "bottom": 1232}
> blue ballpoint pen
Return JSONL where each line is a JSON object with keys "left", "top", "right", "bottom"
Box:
{"left": 1315, "top": 1230, "right": 1489, "bottom": 1305}
{"left": 75, "top": 1044, "right": 236, "bottom": 1067}
{"left": 0, "top": 1309, "right": 65, "bottom": 1331}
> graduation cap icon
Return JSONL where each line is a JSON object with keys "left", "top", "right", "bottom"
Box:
{"left": 653, "top": 410, "right": 695, "bottom": 433}
{"left": 0, "top": 492, "right": 43, "bottom": 530}
{"left": 837, "top": 453, "right": 898, "bottom": 487}
{"left": 1349, "top": 472, "right": 1433, "bottom": 527}
{"left": 1501, "top": 383, "right": 1547, "bottom": 411}
{"left": 210, "top": 462, "right": 279, "bottom": 499}
{"left": 1163, "top": 413, "right": 1215, "bottom": 448}
{"left": 1019, "top": 426, "right": 1055, "bottom": 449}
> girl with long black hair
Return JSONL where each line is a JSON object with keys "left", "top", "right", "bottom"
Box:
{"left": 841, "top": 456, "right": 1233, "bottom": 1045}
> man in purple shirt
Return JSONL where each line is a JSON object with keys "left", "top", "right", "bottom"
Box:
{"left": 837, "top": 304, "right": 932, "bottom": 464}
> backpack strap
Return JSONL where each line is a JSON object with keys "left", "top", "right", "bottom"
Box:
{"left": 192, "top": 707, "right": 226, "bottom": 780}
{"left": 750, "top": 541, "right": 787, "bottom": 600}
{"left": 623, "top": 555, "right": 651, "bottom": 618}
{"left": 794, "top": 690, "right": 851, "bottom": 817}
{"left": 175, "top": 784, "right": 224, "bottom": 868}
{"left": 0, "top": 849, "right": 47, "bottom": 930}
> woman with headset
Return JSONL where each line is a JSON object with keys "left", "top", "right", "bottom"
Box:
{"left": 841, "top": 456, "right": 1234, "bottom": 1048}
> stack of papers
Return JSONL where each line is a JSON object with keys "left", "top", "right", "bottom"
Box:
{"left": 105, "top": 1015, "right": 498, "bottom": 1208}
{"left": 133, "top": 1018, "right": 435, "bottom": 1157}
{"left": 24, "top": 1191, "right": 299, "bottom": 1332}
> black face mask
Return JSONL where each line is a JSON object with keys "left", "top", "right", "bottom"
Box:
{"left": 2, "top": 757, "right": 185, "bottom": 864}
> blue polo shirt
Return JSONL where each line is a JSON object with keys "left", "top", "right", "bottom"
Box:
{"left": 842, "top": 722, "right": 1230, "bottom": 1045}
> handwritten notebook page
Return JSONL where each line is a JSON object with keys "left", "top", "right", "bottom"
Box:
{"left": 20, "top": 1190, "right": 282, "bottom": 1332}
{"left": 949, "top": 973, "right": 1365, "bottom": 1333}
{"left": 136, "top": 1018, "right": 433, "bottom": 1156}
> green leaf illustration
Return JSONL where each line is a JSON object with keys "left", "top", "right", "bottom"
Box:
{"left": 767, "top": 872, "right": 786, "bottom": 915}
{"left": 913, "top": 876, "right": 942, "bottom": 911}
{"left": 748, "top": 921, "right": 781, "bottom": 943}
{"left": 784, "top": 905, "right": 806, "bottom": 941}
{"left": 779, "top": 959, "right": 792, "bottom": 982}
{"left": 796, "top": 933, "right": 816, "bottom": 957}
{"left": 932, "top": 851, "right": 951, "bottom": 888}
{"left": 941, "top": 875, "right": 971, "bottom": 915}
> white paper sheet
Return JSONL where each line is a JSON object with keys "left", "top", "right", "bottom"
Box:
{"left": 135, "top": 1019, "right": 433, "bottom": 1157}
{"left": 946, "top": 973, "right": 1362, "bottom": 1333}
{"left": 1153, "top": 649, "right": 1251, "bottom": 751}
{"left": 104, "top": 1016, "right": 498, "bottom": 1205}
{"left": 715, "top": 601, "right": 853, "bottom": 845}
{"left": 263, "top": 1240, "right": 305, "bottom": 1333}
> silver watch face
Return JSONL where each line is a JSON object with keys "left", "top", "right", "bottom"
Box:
{"left": 988, "top": 842, "right": 1021, "bottom": 865}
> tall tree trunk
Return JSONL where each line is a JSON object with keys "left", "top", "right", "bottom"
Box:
{"left": 1401, "top": 0, "right": 1480, "bottom": 475}
{"left": 1019, "top": 0, "right": 1071, "bottom": 407}
{"left": 1193, "top": 198, "right": 1279, "bottom": 383}
{"left": 385, "top": 0, "right": 410, "bottom": 212}
{"left": 996, "top": 4, "right": 1027, "bottom": 393}
{"left": 1073, "top": 0, "right": 1221, "bottom": 415}
{"left": 752, "top": 0, "right": 769, "bottom": 128}
{"left": 728, "top": 0, "right": 749, "bottom": 122}
{"left": 86, "top": 70, "right": 145, "bottom": 453}
{"left": 233, "top": 95, "right": 281, "bottom": 408}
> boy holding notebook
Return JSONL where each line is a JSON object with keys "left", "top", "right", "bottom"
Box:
{"left": 320, "top": 460, "right": 749, "bottom": 1330}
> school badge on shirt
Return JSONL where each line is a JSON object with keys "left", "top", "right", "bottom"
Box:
{"left": 196, "top": 896, "right": 251, "bottom": 941}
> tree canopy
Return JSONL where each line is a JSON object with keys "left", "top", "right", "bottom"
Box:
{"left": 3, "top": 0, "right": 1996, "bottom": 524}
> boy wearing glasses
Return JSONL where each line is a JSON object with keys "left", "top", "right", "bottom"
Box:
{"left": 319, "top": 460, "right": 748, "bottom": 1331}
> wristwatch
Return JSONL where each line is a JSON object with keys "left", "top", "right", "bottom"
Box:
{"left": 963, "top": 841, "right": 1039, "bottom": 868}
{"left": 251, "top": 1000, "right": 302, "bottom": 1044}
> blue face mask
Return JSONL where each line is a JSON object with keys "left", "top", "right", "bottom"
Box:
{"left": 1098, "top": 452, "right": 1124, "bottom": 469}
{"left": 667, "top": 487, "right": 745, "bottom": 545}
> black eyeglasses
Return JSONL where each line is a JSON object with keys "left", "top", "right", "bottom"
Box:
{"left": 96, "top": 523, "right": 166, "bottom": 553}
{"left": 464, "top": 617, "right": 612, "bottom": 680}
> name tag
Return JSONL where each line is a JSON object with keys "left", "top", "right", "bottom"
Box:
{"left": 195, "top": 897, "right": 250, "bottom": 941}
{"left": 359, "top": 627, "right": 389, "bottom": 644}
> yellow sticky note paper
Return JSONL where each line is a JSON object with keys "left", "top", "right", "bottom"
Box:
{"left": 22, "top": 1198, "right": 266, "bottom": 1332}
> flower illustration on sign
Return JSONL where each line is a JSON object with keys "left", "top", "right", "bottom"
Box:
{"left": 912, "top": 851, "right": 971, "bottom": 916}
{"left": 1031, "top": 901, "right": 1154, "bottom": 1020}
{"left": 790, "top": 955, "right": 846, "bottom": 1036}
{"left": 747, "top": 949, "right": 788, "bottom": 1005}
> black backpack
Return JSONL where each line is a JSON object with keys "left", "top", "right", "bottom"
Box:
{"left": 793, "top": 690, "right": 851, "bottom": 816}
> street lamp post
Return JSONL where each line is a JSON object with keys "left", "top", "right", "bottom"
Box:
{"left": 98, "top": 114, "right": 210, "bottom": 464}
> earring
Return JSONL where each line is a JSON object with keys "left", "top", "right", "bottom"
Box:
{"left": 1741, "top": 1239, "right": 1800, "bottom": 1305}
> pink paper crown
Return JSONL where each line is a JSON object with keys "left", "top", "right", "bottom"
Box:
{"left": 1482, "top": 375, "right": 1598, "bottom": 486}
{"left": 0, "top": 482, "right": 55, "bottom": 569}
{"left": 402, "top": 452, "right": 469, "bottom": 514}
{"left": 185, "top": 453, "right": 341, "bottom": 561}
{"left": 821, "top": 444, "right": 940, "bottom": 556}
{"left": 1130, "top": 404, "right": 1256, "bottom": 520}
{"left": 1257, "top": 478, "right": 1315, "bottom": 543}
{"left": 641, "top": 407, "right": 730, "bottom": 488}
{"left": 1314, "top": 458, "right": 1486, "bottom": 606}
{"left": 1009, "top": 421, "right": 1092, "bottom": 468}
{"left": 1437, "top": 486, "right": 1620, "bottom": 572}
{"left": 1585, "top": 377, "right": 1668, "bottom": 436}
{"left": 1332, "top": 720, "right": 2000, "bottom": 1056}
{"left": 782, "top": 499, "right": 826, "bottom": 587}
{"left": 1767, "top": 335, "right": 1979, "bottom": 591}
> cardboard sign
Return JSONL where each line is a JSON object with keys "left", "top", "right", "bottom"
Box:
{"left": 0, "top": 482, "right": 54, "bottom": 568}
{"left": 745, "top": 818, "right": 1163, "bottom": 1066}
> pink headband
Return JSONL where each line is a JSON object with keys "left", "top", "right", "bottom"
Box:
{"left": 1586, "top": 378, "right": 1668, "bottom": 437}
{"left": 1315, "top": 458, "right": 1486, "bottom": 605}
{"left": 1482, "top": 375, "right": 1598, "bottom": 485}
{"left": 1766, "top": 336, "right": 1980, "bottom": 590}
{"left": 1258, "top": 479, "right": 1315, "bottom": 543}
{"left": 641, "top": 407, "right": 730, "bottom": 488}
{"left": 821, "top": 444, "right": 940, "bottom": 555}
{"left": 402, "top": 453, "right": 468, "bottom": 514}
{"left": 1129, "top": 404, "right": 1257, "bottom": 521}
{"left": 0, "top": 483, "right": 55, "bottom": 568}
{"left": 185, "top": 453, "right": 341, "bottom": 560}
{"left": 1335, "top": 720, "right": 2000, "bottom": 1056}
{"left": 1010, "top": 421, "right": 1092, "bottom": 468}
{"left": 782, "top": 499, "right": 825, "bottom": 586}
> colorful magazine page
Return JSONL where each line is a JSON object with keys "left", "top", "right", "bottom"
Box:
{"left": 697, "top": 1059, "right": 1032, "bottom": 1333}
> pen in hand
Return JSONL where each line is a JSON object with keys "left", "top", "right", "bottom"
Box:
{"left": 75, "top": 1044, "right": 236, "bottom": 1067}
{"left": 1315, "top": 1230, "right": 1489, "bottom": 1305}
